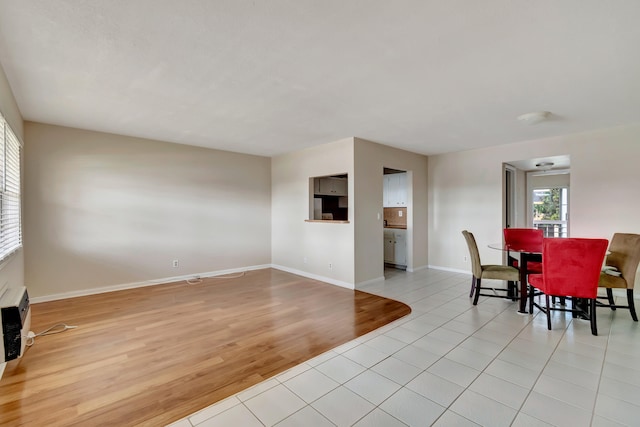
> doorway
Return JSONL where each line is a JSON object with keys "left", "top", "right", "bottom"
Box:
{"left": 504, "top": 165, "right": 516, "bottom": 229}
{"left": 503, "top": 155, "right": 571, "bottom": 234}
{"left": 383, "top": 167, "right": 410, "bottom": 272}
{"left": 527, "top": 170, "right": 570, "bottom": 237}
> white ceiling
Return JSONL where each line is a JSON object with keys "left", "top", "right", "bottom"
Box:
{"left": 0, "top": 1, "right": 639, "bottom": 157}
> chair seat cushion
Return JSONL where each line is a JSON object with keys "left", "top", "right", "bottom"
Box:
{"left": 529, "top": 273, "right": 565, "bottom": 297}
{"left": 481, "top": 265, "right": 519, "bottom": 281}
{"left": 530, "top": 270, "right": 599, "bottom": 299}
{"left": 528, "top": 273, "right": 544, "bottom": 290}
{"left": 512, "top": 260, "right": 542, "bottom": 273}
{"left": 599, "top": 272, "right": 628, "bottom": 289}
{"left": 526, "top": 261, "right": 543, "bottom": 273}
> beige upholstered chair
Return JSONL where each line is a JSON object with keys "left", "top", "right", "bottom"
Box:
{"left": 462, "top": 230, "right": 519, "bottom": 305}
{"left": 598, "top": 233, "right": 640, "bottom": 321}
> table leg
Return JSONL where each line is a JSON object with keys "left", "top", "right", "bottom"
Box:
{"left": 507, "top": 252, "right": 516, "bottom": 299}
{"left": 518, "top": 254, "right": 529, "bottom": 313}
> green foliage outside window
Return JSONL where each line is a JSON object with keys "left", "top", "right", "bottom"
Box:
{"left": 533, "top": 188, "right": 561, "bottom": 220}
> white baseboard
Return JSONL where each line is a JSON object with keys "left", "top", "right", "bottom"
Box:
{"left": 271, "top": 264, "right": 354, "bottom": 290}
{"left": 427, "top": 265, "right": 471, "bottom": 275}
{"left": 407, "top": 264, "right": 429, "bottom": 273}
{"left": 355, "top": 276, "right": 385, "bottom": 289}
{"left": 29, "top": 263, "right": 637, "bottom": 304}
{"left": 29, "top": 264, "right": 272, "bottom": 303}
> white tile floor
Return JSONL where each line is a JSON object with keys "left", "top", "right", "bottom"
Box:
{"left": 168, "top": 268, "right": 640, "bottom": 426}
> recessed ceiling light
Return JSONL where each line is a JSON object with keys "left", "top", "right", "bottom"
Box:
{"left": 517, "top": 111, "right": 551, "bottom": 125}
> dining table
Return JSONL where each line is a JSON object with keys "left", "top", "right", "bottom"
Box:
{"left": 488, "top": 241, "right": 543, "bottom": 313}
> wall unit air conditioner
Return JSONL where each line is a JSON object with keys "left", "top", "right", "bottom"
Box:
{"left": 1, "top": 286, "right": 30, "bottom": 362}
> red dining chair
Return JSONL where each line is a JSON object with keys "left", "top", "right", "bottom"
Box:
{"left": 504, "top": 228, "right": 548, "bottom": 308}
{"left": 528, "top": 238, "right": 608, "bottom": 335}
{"left": 503, "top": 228, "right": 543, "bottom": 274}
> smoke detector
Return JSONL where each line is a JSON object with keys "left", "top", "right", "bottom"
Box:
{"left": 517, "top": 111, "right": 551, "bottom": 125}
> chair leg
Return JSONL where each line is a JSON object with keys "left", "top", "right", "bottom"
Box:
{"left": 627, "top": 289, "right": 638, "bottom": 321}
{"left": 545, "top": 294, "right": 552, "bottom": 330}
{"left": 529, "top": 286, "right": 534, "bottom": 314}
{"left": 571, "top": 298, "right": 578, "bottom": 318}
{"left": 590, "top": 298, "right": 598, "bottom": 336}
{"left": 469, "top": 276, "right": 476, "bottom": 298}
{"left": 507, "top": 281, "right": 517, "bottom": 301}
{"left": 473, "top": 278, "right": 481, "bottom": 305}
{"left": 606, "top": 288, "right": 616, "bottom": 310}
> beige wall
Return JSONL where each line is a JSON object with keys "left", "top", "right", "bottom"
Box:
{"left": 354, "top": 138, "right": 428, "bottom": 284}
{"left": 24, "top": 122, "right": 272, "bottom": 299}
{"left": 271, "top": 138, "right": 355, "bottom": 287}
{"left": 0, "top": 61, "right": 24, "bottom": 296}
{"left": 271, "top": 137, "right": 428, "bottom": 288}
{"left": 429, "top": 124, "right": 640, "bottom": 274}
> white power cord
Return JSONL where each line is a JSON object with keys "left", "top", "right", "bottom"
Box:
{"left": 26, "top": 323, "right": 77, "bottom": 347}
{"left": 185, "top": 271, "right": 246, "bottom": 285}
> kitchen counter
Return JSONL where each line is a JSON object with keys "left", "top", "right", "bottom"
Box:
{"left": 384, "top": 225, "right": 407, "bottom": 230}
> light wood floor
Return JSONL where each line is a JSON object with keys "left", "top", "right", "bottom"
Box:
{"left": 0, "top": 268, "right": 410, "bottom": 426}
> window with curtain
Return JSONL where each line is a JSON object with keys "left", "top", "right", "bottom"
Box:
{"left": 0, "top": 111, "right": 22, "bottom": 262}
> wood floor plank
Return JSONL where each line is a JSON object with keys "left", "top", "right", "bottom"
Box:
{"left": 0, "top": 268, "right": 410, "bottom": 426}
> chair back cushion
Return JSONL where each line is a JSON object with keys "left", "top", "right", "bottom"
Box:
{"left": 541, "top": 238, "right": 609, "bottom": 298}
{"left": 462, "top": 230, "right": 483, "bottom": 277}
{"left": 606, "top": 233, "right": 640, "bottom": 289}
{"left": 503, "top": 228, "right": 543, "bottom": 252}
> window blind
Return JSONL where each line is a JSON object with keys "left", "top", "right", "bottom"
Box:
{"left": 0, "top": 111, "right": 22, "bottom": 262}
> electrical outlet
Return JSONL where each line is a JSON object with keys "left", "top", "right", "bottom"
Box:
{"left": 328, "top": 262, "right": 333, "bottom": 270}
{"left": 172, "top": 259, "right": 179, "bottom": 268}
{"left": 303, "top": 257, "right": 308, "bottom": 264}
{"left": 463, "top": 255, "right": 468, "bottom": 262}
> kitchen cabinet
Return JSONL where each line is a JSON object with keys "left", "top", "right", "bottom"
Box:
{"left": 394, "top": 229, "right": 407, "bottom": 266}
{"left": 384, "top": 228, "right": 407, "bottom": 266}
{"left": 384, "top": 230, "right": 395, "bottom": 263}
{"left": 317, "top": 177, "right": 348, "bottom": 196}
{"left": 383, "top": 173, "right": 407, "bottom": 207}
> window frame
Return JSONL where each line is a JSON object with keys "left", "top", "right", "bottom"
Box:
{"left": 0, "top": 111, "right": 22, "bottom": 263}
